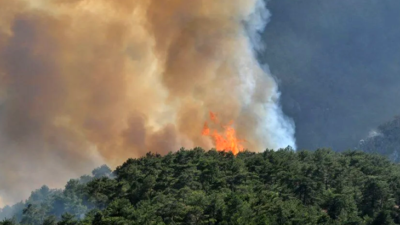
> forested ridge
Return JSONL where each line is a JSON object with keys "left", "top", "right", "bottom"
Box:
{"left": 358, "top": 116, "right": 400, "bottom": 163}
{"left": 2, "top": 148, "right": 400, "bottom": 224}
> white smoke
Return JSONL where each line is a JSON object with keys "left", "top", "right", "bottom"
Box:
{"left": 241, "top": 0, "right": 296, "bottom": 150}
{"left": 0, "top": 0, "right": 297, "bottom": 207}
{"left": 368, "top": 129, "right": 383, "bottom": 138}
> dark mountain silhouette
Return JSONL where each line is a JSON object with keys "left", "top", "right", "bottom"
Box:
{"left": 357, "top": 116, "right": 400, "bottom": 162}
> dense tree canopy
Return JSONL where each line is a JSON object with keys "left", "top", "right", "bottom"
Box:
{"left": 2, "top": 148, "right": 400, "bottom": 224}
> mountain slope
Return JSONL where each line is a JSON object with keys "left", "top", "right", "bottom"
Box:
{"left": 2, "top": 148, "right": 400, "bottom": 224}
{"left": 358, "top": 116, "right": 400, "bottom": 162}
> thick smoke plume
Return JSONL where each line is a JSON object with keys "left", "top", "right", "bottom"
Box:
{"left": 0, "top": 0, "right": 295, "bottom": 206}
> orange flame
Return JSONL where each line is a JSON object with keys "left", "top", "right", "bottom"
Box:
{"left": 202, "top": 112, "right": 245, "bottom": 155}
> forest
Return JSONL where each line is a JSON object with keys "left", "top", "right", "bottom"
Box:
{"left": 2, "top": 1, "right": 400, "bottom": 224}
{"left": 2, "top": 147, "right": 400, "bottom": 224}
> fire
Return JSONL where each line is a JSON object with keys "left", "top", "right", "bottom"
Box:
{"left": 202, "top": 112, "right": 245, "bottom": 155}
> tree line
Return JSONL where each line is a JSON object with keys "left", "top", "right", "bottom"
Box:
{"left": 2, "top": 147, "right": 400, "bottom": 224}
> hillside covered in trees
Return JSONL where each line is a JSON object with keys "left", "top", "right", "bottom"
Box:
{"left": 358, "top": 116, "right": 400, "bottom": 163}
{"left": 2, "top": 148, "right": 400, "bottom": 224}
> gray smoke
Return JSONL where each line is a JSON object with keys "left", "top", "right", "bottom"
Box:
{"left": 0, "top": 0, "right": 295, "bottom": 206}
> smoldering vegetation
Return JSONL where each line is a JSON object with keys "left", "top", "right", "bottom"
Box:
{"left": 0, "top": 0, "right": 294, "bottom": 205}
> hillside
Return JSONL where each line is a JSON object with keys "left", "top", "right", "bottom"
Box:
{"left": 358, "top": 116, "right": 400, "bottom": 163}
{"left": 2, "top": 148, "right": 400, "bottom": 224}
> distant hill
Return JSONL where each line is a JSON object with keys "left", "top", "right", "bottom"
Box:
{"left": 262, "top": 0, "right": 400, "bottom": 151}
{"left": 2, "top": 148, "right": 400, "bottom": 224}
{"left": 358, "top": 116, "right": 400, "bottom": 163}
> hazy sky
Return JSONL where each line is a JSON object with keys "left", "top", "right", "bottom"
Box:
{"left": 1, "top": 0, "right": 400, "bottom": 207}
{"left": 262, "top": 0, "right": 400, "bottom": 150}
{"left": 0, "top": 0, "right": 295, "bottom": 206}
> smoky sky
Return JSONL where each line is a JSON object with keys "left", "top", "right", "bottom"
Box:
{"left": 262, "top": 0, "right": 400, "bottom": 150}
{"left": 0, "top": 0, "right": 295, "bottom": 206}
{"left": 2, "top": 0, "right": 398, "bottom": 208}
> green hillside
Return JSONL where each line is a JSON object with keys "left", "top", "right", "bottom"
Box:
{"left": 2, "top": 148, "right": 400, "bottom": 224}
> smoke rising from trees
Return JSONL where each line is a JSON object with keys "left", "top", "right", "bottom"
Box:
{"left": 0, "top": 0, "right": 295, "bottom": 206}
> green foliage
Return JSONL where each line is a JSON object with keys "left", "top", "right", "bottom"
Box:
{"left": 3, "top": 149, "right": 400, "bottom": 224}
{"left": 0, "top": 218, "right": 18, "bottom": 225}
